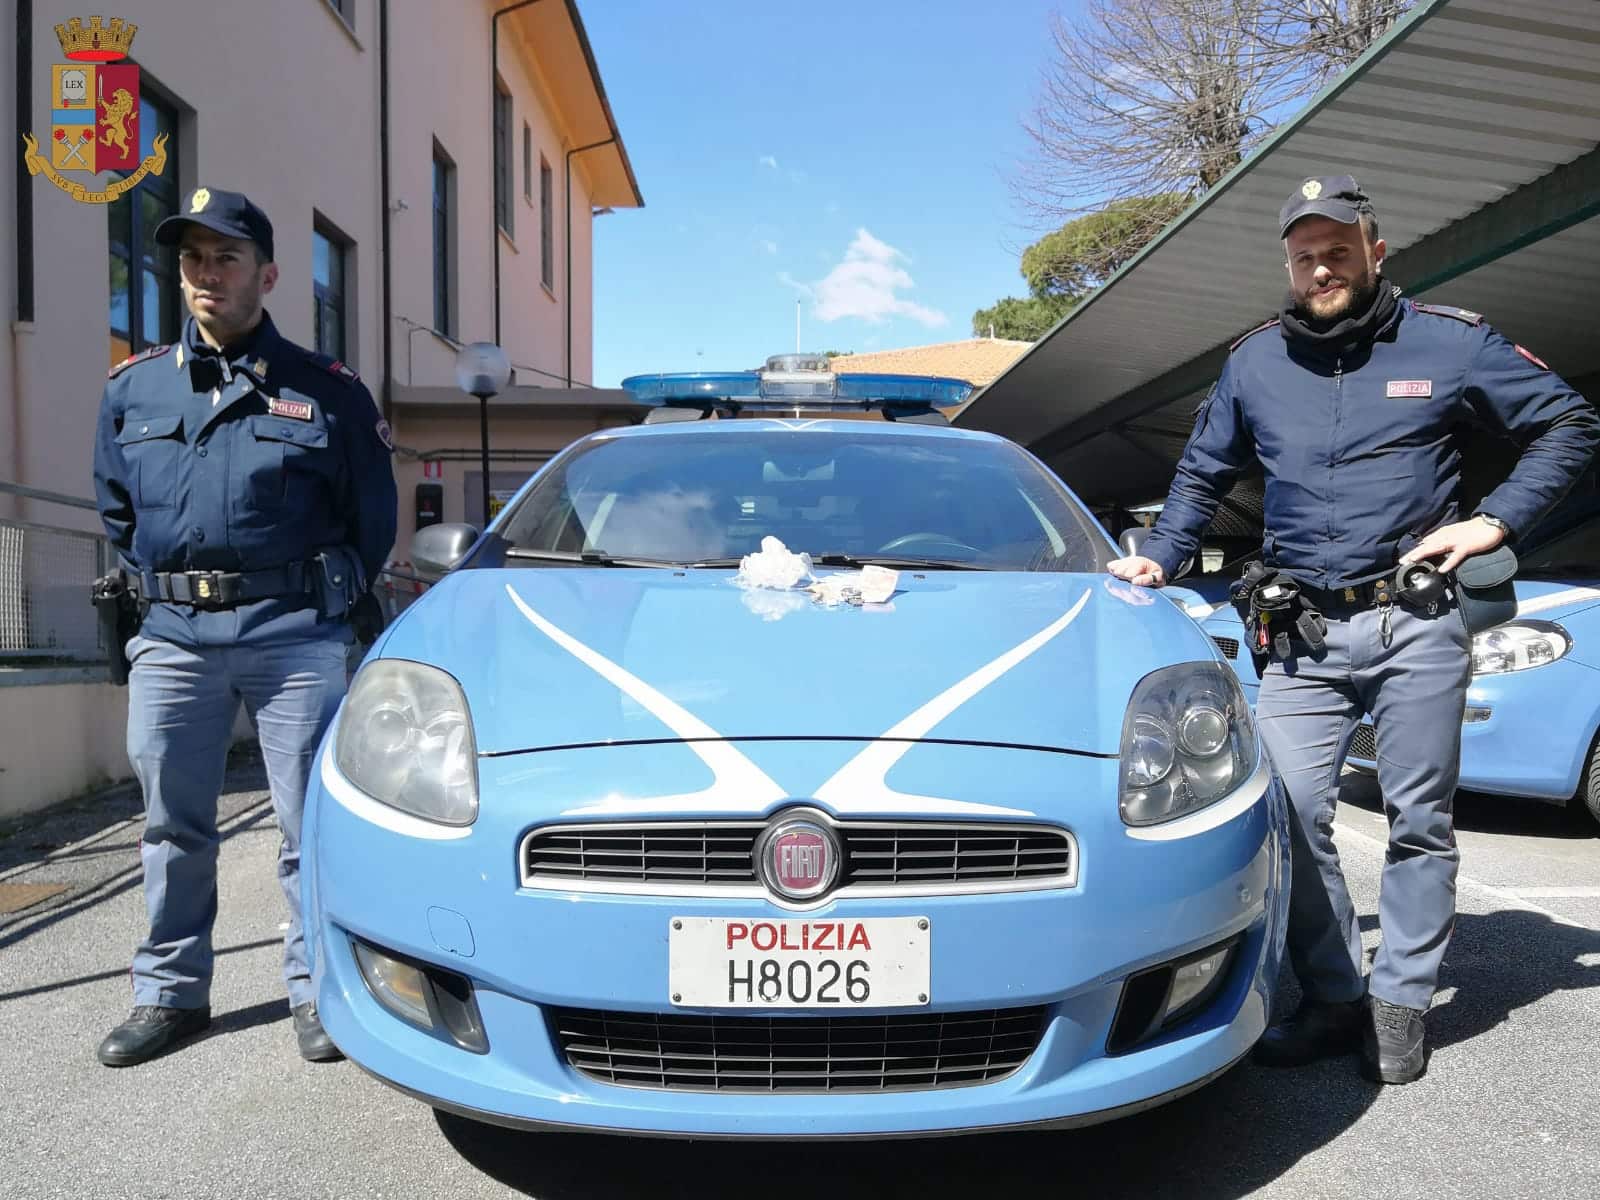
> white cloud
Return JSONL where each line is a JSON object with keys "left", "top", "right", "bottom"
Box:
{"left": 760, "top": 239, "right": 779, "bottom": 256}
{"left": 803, "top": 229, "right": 948, "bottom": 327}
{"left": 758, "top": 154, "right": 779, "bottom": 169}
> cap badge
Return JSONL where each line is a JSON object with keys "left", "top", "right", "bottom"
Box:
{"left": 190, "top": 187, "right": 210, "bottom": 213}
{"left": 1301, "top": 179, "right": 1323, "bottom": 200}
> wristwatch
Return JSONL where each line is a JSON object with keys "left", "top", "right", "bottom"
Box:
{"left": 1474, "top": 512, "right": 1514, "bottom": 539}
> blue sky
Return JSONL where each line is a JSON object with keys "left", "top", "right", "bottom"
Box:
{"left": 582, "top": 0, "right": 1074, "bottom": 387}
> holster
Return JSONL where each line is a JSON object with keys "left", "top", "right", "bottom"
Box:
{"left": 90, "top": 568, "right": 142, "bottom": 686}
{"left": 1229, "top": 561, "right": 1327, "bottom": 671}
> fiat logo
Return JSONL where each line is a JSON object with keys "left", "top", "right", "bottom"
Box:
{"left": 755, "top": 812, "right": 841, "bottom": 903}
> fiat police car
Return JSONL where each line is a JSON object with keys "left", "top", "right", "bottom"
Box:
{"left": 302, "top": 357, "right": 1289, "bottom": 1137}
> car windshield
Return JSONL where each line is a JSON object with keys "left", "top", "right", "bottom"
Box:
{"left": 491, "top": 428, "right": 1114, "bottom": 572}
{"left": 1519, "top": 512, "right": 1600, "bottom": 576}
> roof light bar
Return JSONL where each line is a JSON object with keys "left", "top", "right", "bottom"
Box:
{"left": 621, "top": 366, "right": 973, "bottom": 410}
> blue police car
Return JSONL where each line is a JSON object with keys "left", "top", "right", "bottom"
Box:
{"left": 1173, "top": 482, "right": 1600, "bottom": 827}
{"left": 301, "top": 358, "right": 1288, "bottom": 1137}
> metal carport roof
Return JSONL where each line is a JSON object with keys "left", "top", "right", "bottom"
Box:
{"left": 959, "top": 0, "right": 1600, "bottom": 510}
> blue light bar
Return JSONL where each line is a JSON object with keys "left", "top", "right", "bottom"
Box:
{"left": 835, "top": 373, "right": 973, "bottom": 407}
{"left": 621, "top": 369, "right": 973, "bottom": 409}
{"left": 620, "top": 372, "right": 763, "bottom": 404}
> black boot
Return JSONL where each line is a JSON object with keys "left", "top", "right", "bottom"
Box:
{"left": 1362, "top": 997, "right": 1427, "bottom": 1084}
{"left": 97, "top": 1005, "right": 211, "bottom": 1067}
{"left": 292, "top": 1002, "right": 344, "bottom": 1063}
{"left": 1253, "top": 997, "right": 1364, "bottom": 1068}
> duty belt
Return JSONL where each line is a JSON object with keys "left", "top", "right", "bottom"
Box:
{"left": 140, "top": 562, "right": 315, "bottom": 611}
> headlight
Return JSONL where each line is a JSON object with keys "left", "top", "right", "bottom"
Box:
{"left": 1470, "top": 620, "right": 1571, "bottom": 676}
{"left": 336, "top": 659, "right": 479, "bottom": 825}
{"left": 1119, "top": 663, "right": 1257, "bottom": 827}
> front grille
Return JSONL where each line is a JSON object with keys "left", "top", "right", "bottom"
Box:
{"left": 553, "top": 1006, "right": 1047, "bottom": 1093}
{"left": 521, "top": 821, "right": 1076, "bottom": 893}
{"left": 1210, "top": 635, "right": 1240, "bottom": 659}
{"left": 1348, "top": 723, "right": 1377, "bottom": 762}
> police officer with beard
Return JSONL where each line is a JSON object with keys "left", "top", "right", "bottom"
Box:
{"left": 92, "top": 188, "right": 397, "bottom": 1066}
{"left": 1110, "top": 177, "right": 1598, "bottom": 1084}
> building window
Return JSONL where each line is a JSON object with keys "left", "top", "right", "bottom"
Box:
{"left": 433, "top": 143, "right": 455, "bottom": 336}
{"left": 107, "top": 89, "right": 179, "bottom": 365}
{"left": 523, "top": 122, "right": 532, "bottom": 203}
{"left": 540, "top": 156, "right": 554, "bottom": 291}
{"left": 312, "top": 220, "right": 349, "bottom": 362}
{"left": 494, "top": 83, "right": 512, "bottom": 238}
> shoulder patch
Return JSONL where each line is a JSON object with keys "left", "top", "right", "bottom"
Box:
{"left": 1230, "top": 319, "right": 1280, "bottom": 352}
{"left": 1411, "top": 302, "right": 1483, "bottom": 326}
{"left": 108, "top": 344, "right": 171, "bottom": 379}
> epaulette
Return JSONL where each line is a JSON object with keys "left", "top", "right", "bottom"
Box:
{"left": 1411, "top": 302, "right": 1483, "bottom": 326}
{"left": 108, "top": 344, "right": 171, "bottom": 378}
{"left": 1230, "top": 318, "right": 1279, "bottom": 352}
{"left": 308, "top": 351, "right": 361, "bottom": 384}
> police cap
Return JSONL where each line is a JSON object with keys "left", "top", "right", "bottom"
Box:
{"left": 155, "top": 187, "right": 275, "bottom": 262}
{"left": 1278, "top": 175, "right": 1374, "bottom": 239}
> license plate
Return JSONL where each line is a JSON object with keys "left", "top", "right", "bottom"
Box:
{"left": 668, "top": 916, "right": 930, "bottom": 1008}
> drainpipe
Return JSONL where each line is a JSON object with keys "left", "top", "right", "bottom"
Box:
{"left": 565, "top": 136, "right": 613, "bottom": 387}
{"left": 491, "top": 0, "right": 544, "bottom": 349}
{"left": 378, "top": 0, "right": 393, "bottom": 420}
{"left": 11, "top": 0, "right": 34, "bottom": 514}
{"left": 15, "top": 0, "right": 32, "bottom": 324}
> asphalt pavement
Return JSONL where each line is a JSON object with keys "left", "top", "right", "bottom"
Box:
{"left": 2, "top": 750, "right": 1597, "bottom": 1200}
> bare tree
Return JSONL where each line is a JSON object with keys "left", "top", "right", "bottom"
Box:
{"left": 1258, "top": 1, "right": 1412, "bottom": 72}
{"left": 1015, "top": 0, "right": 1412, "bottom": 232}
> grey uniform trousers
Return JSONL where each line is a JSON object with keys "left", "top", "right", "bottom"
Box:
{"left": 1255, "top": 595, "right": 1470, "bottom": 1011}
{"left": 125, "top": 633, "right": 348, "bottom": 1010}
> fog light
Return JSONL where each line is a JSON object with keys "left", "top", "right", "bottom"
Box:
{"left": 1162, "top": 942, "right": 1235, "bottom": 1024}
{"left": 354, "top": 940, "right": 434, "bottom": 1029}
{"left": 1107, "top": 934, "right": 1242, "bottom": 1055}
{"left": 1463, "top": 706, "right": 1492, "bottom": 724}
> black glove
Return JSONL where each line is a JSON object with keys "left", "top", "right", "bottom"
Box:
{"left": 350, "top": 591, "right": 386, "bottom": 646}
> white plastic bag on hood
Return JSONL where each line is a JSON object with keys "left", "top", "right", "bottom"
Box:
{"left": 732, "top": 536, "right": 814, "bottom": 590}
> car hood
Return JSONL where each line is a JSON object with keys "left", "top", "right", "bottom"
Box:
{"left": 1509, "top": 576, "right": 1600, "bottom": 622}
{"left": 377, "top": 568, "right": 1219, "bottom": 757}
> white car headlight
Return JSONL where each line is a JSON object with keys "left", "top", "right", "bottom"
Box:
{"left": 336, "top": 659, "right": 479, "bottom": 826}
{"left": 1119, "top": 663, "right": 1258, "bottom": 827}
{"left": 1470, "top": 620, "right": 1571, "bottom": 677}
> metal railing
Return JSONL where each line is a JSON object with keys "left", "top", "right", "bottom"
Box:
{"left": 0, "top": 482, "right": 114, "bottom": 664}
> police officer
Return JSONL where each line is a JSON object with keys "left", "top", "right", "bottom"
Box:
{"left": 92, "top": 187, "right": 398, "bottom": 1066}
{"left": 1110, "top": 177, "right": 1599, "bottom": 1084}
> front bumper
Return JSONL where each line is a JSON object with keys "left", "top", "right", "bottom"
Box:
{"left": 304, "top": 740, "right": 1289, "bottom": 1138}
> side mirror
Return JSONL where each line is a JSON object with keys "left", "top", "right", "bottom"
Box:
{"left": 412, "top": 523, "right": 480, "bottom": 583}
{"left": 1118, "top": 527, "right": 1152, "bottom": 558}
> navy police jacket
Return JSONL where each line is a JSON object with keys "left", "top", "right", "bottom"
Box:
{"left": 1143, "top": 299, "right": 1600, "bottom": 589}
{"left": 93, "top": 313, "right": 398, "bottom": 645}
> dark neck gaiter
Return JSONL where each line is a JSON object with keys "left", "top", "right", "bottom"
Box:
{"left": 1280, "top": 278, "right": 1399, "bottom": 358}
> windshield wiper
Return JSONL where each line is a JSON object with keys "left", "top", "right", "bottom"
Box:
{"left": 503, "top": 548, "right": 679, "bottom": 568}
{"left": 681, "top": 552, "right": 988, "bottom": 571}
{"left": 810, "top": 552, "right": 986, "bottom": 572}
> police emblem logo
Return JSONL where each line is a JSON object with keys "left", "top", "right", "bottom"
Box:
{"left": 190, "top": 187, "right": 211, "bottom": 213}
{"left": 20, "top": 16, "right": 169, "bottom": 205}
{"left": 375, "top": 419, "right": 394, "bottom": 450}
{"left": 1301, "top": 179, "right": 1323, "bottom": 200}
